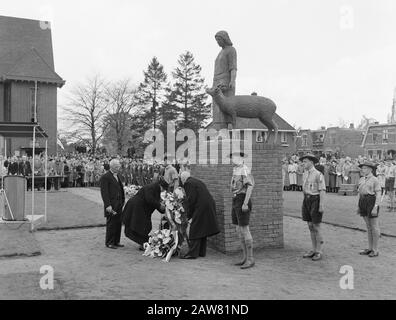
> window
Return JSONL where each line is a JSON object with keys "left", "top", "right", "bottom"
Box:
{"left": 382, "top": 130, "right": 389, "bottom": 144}
{"left": 30, "top": 87, "right": 40, "bottom": 122}
{"left": 377, "top": 150, "right": 382, "bottom": 159}
{"left": 302, "top": 134, "right": 308, "bottom": 147}
{"left": 372, "top": 133, "right": 378, "bottom": 144}
{"left": 255, "top": 131, "right": 267, "bottom": 143}
{"left": 368, "top": 150, "right": 373, "bottom": 159}
{"left": 281, "top": 132, "right": 287, "bottom": 144}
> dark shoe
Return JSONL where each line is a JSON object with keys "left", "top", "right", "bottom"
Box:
{"left": 368, "top": 251, "right": 379, "bottom": 258}
{"left": 303, "top": 251, "right": 316, "bottom": 259}
{"left": 240, "top": 260, "right": 255, "bottom": 269}
{"left": 359, "top": 249, "right": 373, "bottom": 255}
{"left": 180, "top": 255, "right": 197, "bottom": 259}
{"left": 106, "top": 245, "right": 118, "bottom": 249}
{"left": 115, "top": 244, "right": 125, "bottom": 248}
{"left": 234, "top": 259, "right": 247, "bottom": 266}
{"left": 312, "top": 252, "right": 323, "bottom": 261}
{"left": 138, "top": 246, "right": 145, "bottom": 251}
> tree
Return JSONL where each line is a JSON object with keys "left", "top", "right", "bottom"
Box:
{"left": 62, "top": 74, "right": 108, "bottom": 154}
{"left": 157, "top": 83, "right": 180, "bottom": 133}
{"left": 357, "top": 115, "right": 378, "bottom": 131}
{"left": 171, "top": 51, "right": 210, "bottom": 131}
{"left": 135, "top": 57, "right": 168, "bottom": 130}
{"left": 103, "top": 79, "right": 137, "bottom": 154}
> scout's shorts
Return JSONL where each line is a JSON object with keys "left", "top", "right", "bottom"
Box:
{"left": 358, "top": 194, "right": 378, "bottom": 219}
{"left": 385, "top": 178, "right": 395, "bottom": 192}
{"left": 302, "top": 194, "right": 323, "bottom": 224}
{"left": 232, "top": 194, "right": 252, "bottom": 227}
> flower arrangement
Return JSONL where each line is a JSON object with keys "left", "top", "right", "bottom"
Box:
{"left": 143, "top": 229, "right": 178, "bottom": 262}
{"left": 124, "top": 185, "right": 141, "bottom": 199}
{"left": 143, "top": 187, "right": 187, "bottom": 262}
{"left": 162, "top": 187, "right": 187, "bottom": 226}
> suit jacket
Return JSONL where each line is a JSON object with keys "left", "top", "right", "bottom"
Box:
{"left": 100, "top": 171, "right": 125, "bottom": 218}
{"left": 183, "top": 177, "right": 220, "bottom": 240}
{"left": 8, "top": 162, "right": 20, "bottom": 175}
{"left": 19, "top": 161, "right": 32, "bottom": 176}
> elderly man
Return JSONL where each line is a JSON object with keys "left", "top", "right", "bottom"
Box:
{"left": 180, "top": 171, "right": 220, "bottom": 259}
{"left": 163, "top": 156, "right": 179, "bottom": 192}
{"left": 300, "top": 154, "right": 326, "bottom": 261}
{"left": 100, "top": 159, "right": 125, "bottom": 249}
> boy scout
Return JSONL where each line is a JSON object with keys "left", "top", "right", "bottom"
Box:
{"left": 357, "top": 161, "right": 381, "bottom": 258}
{"left": 300, "top": 154, "right": 326, "bottom": 261}
{"left": 229, "top": 152, "right": 255, "bottom": 269}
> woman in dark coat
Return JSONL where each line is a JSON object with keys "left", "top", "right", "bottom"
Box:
{"left": 180, "top": 172, "right": 220, "bottom": 259}
{"left": 328, "top": 160, "right": 337, "bottom": 193}
{"left": 122, "top": 178, "right": 168, "bottom": 250}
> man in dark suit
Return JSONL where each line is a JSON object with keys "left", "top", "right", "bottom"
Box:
{"left": 100, "top": 159, "right": 125, "bottom": 249}
{"left": 180, "top": 171, "right": 220, "bottom": 259}
{"left": 18, "top": 156, "right": 32, "bottom": 177}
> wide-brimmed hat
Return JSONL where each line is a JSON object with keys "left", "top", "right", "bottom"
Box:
{"left": 228, "top": 152, "right": 249, "bottom": 159}
{"left": 299, "top": 153, "right": 319, "bottom": 164}
{"left": 358, "top": 161, "right": 377, "bottom": 171}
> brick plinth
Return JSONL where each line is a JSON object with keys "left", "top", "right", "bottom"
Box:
{"left": 191, "top": 134, "right": 284, "bottom": 253}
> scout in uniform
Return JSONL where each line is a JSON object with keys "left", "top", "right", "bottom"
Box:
{"left": 300, "top": 154, "right": 326, "bottom": 261}
{"left": 229, "top": 152, "right": 255, "bottom": 269}
{"left": 357, "top": 161, "right": 381, "bottom": 258}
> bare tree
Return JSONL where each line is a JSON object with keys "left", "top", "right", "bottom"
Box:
{"left": 103, "top": 79, "right": 138, "bottom": 154}
{"left": 357, "top": 115, "right": 378, "bottom": 131}
{"left": 62, "top": 74, "right": 108, "bottom": 154}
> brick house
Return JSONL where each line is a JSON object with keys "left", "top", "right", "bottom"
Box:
{"left": 0, "top": 15, "right": 65, "bottom": 156}
{"left": 296, "top": 125, "right": 365, "bottom": 158}
{"left": 362, "top": 123, "right": 396, "bottom": 160}
{"left": 206, "top": 113, "right": 297, "bottom": 158}
{"left": 295, "top": 127, "right": 326, "bottom": 157}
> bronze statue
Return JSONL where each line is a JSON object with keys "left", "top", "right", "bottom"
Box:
{"left": 206, "top": 86, "right": 279, "bottom": 144}
{"left": 212, "top": 30, "right": 237, "bottom": 129}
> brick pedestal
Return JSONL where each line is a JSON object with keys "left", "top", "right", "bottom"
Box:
{"left": 190, "top": 134, "right": 284, "bottom": 253}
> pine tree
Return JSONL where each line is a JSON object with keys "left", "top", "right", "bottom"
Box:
{"left": 157, "top": 83, "right": 180, "bottom": 133}
{"left": 171, "top": 51, "right": 210, "bottom": 132}
{"left": 136, "top": 57, "right": 168, "bottom": 130}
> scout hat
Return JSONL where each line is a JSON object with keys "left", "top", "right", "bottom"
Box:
{"left": 299, "top": 153, "right": 319, "bottom": 164}
{"left": 358, "top": 161, "right": 377, "bottom": 171}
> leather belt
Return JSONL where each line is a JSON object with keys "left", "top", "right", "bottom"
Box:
{"left": 304, "top": 194, "right": 319, "bottom": 198}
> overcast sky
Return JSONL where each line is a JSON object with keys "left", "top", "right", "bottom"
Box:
{"left": 3, "top": 0, "right": 396, "bottom": 130}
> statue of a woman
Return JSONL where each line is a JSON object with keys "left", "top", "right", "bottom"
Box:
{"left": 212, "top": 30, "right": 237, "bottom": 129}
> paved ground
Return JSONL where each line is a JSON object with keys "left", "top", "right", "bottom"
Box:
{"left": 1, "top": 188, "right": 395, "bottom": 300}
{"left": 25, "top": 189, "right": 105, "bottom": 230}
{"left": 1, "top": 216, "right": 395, "bottom": 300}
{"left": 283, "top": 191, "right": 396, "bottom": 237}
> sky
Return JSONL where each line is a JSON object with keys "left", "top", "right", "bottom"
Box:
{"left": 3, "top": 0, "right": 396, "bottom": 130}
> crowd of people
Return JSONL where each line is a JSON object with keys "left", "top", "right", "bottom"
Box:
{"left": 282, "top": 154, "right": 395, "bottom": 198}
{"left": 0, "top": 152, "right": 191, "bottom": 190}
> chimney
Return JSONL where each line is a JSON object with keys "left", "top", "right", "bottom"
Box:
{"left": 349, "top": 123, "right": 354, "bottom": 129}
{"left": 321, "top": 126, "right": 326, "bottom": 130}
